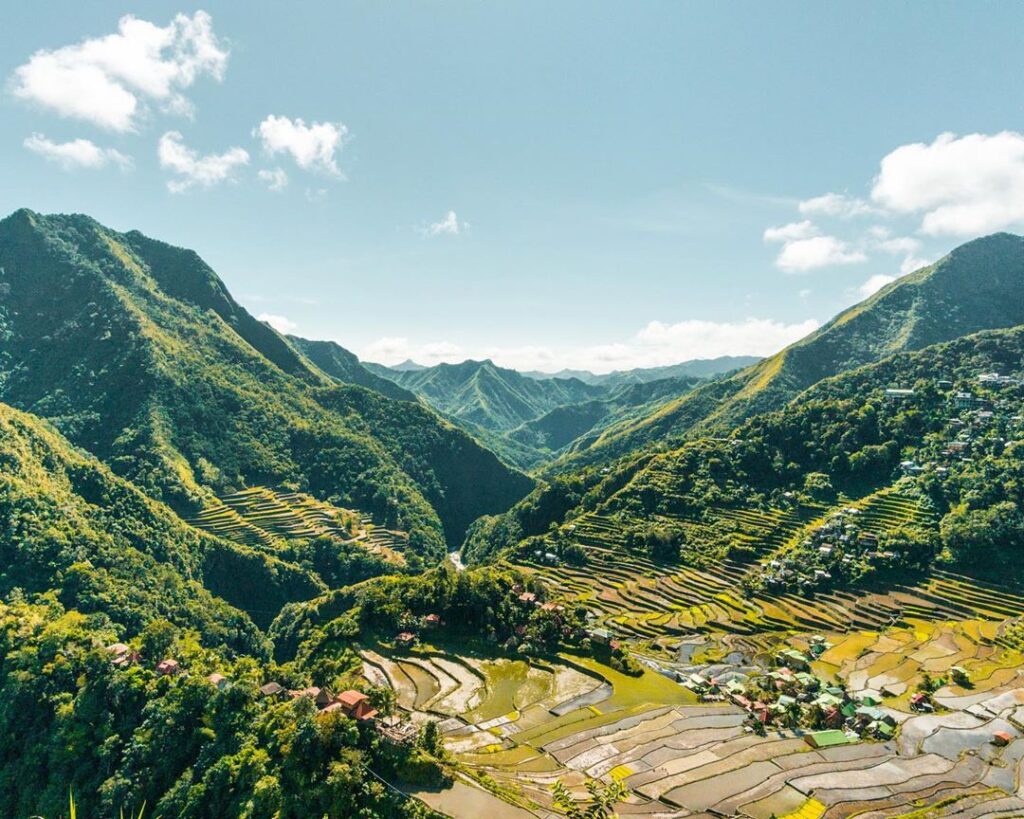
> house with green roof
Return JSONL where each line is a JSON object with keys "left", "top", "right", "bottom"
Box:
{"left": 804, "top": 730, "right": 855, "bottom": 749}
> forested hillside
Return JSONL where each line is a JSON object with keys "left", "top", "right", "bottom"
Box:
{"left": 468, "top": 323, "right": 1024, "bottom": 586}
{"left": 0, "top": 209, "right": 531, "bottom": 558}
{"left": 0, "top": 400, "right": 273, "bottom": 652}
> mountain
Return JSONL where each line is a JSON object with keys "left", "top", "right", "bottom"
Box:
{"left": 553, "top": 233, "right": 1024, "bottom": 470}
{"left": 370, "top": 358, "right": 605, "bottom": 432}
{"left": 391, "top": 358, "right": 428, "bottom": 371}
{"left": 287, "top": 335, "right": 417, "bottom": 401}
{"left": 0, "top": 209, "right": 532, "bottom": 558}
{"left": 507, "top": 375, "right": 703, "bottom": 455}
{"left": 466, "top": 320, "right": 1024, "bottom": 569}
{"left": 521, "top": 355, "right": 761, "bottom": 386}
{"left": 0, "top": 400, "right": 285, "bottom": 648}
{"left": 365, "top": 357, "right": 706, "bottom": 469}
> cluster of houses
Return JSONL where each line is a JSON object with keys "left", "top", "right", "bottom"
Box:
{"left": 107, "top": 641, "right": 419, "bottom": 742}
{"left": 106, "top": 643, "right": 184, "bottom": 678}
{"left": 885, "top": 373, "right": 1024, "bottom": 466}
{"left": 394, "top": 613, "right": 443, "bottom": 648}
{"left": 258, "top": 682, "right": 379, "bottom": 722}
{"left": 257, "top": 682, "right": 422, "bottom": 743}
{"left": 681, "top": 637, "right": 901, "bottom": 742}
{"left": 761, "top": 508, "right": 889, "bottom": 593}
{"left": 511, "top": 586, "right": 623, "bottom": 654}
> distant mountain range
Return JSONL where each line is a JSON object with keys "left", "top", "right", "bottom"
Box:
{"left": 519, "top": 355, "right": 761, "bottom": 386}
{"left": 360, "top": 357, "right": 716, "bottom": 468}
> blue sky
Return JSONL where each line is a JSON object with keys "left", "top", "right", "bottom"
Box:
{"left": 2, "top": 2, "right": 1023, "bottom": 372}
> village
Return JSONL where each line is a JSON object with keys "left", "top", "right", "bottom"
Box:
{"left": 754, "top": 370, "right": 1024, "bottom": 596}
{"left": 104, "top": 640, "right": 421, "bottom": 746}
{"left": 97, "top": 368, "right": 1024, "bottom": 817}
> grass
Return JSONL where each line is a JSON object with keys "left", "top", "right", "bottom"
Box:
{"left": 467, "top": 660, "right": 540, "bottom": 723}
{"left": 190, "top": 486, "right": 407, "bottom": 564}
{"left": 781, "top": 797, "right": 826, "bottom": 819}
{"left": 32, "top": 794, "right": 154, "bottom": 819}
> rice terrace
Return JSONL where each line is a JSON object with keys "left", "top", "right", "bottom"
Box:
{"left": 5, "top": 5, "right": 1024, "bottom": 819}
{"left": 382, "top": 513, "right": 1024, "bottom": 817}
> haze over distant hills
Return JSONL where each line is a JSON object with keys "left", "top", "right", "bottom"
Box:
{"left": 519, "top": 355, "right": 761, "bottom": 386}
{"left": 361, "top": 357, "right": 715, "bottom": 468}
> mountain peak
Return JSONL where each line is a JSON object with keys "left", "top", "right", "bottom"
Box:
{"left": 392, "top": 358, "right": 427, "bottom": 371}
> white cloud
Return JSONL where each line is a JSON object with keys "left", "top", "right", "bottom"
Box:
{"left": 871, "top": 131, "right": 1024, "bottom": 236}
{"left": 359, "top": 316, "right": 819, "bottom": 373}
{"left": 158, "top": 131, "right": 249, "bottom": 193}
{"left": 856, "top": 274, "right": 896, "bottom": 299}
{"left": 23, "top": 133, "right": 131, "bottom": 170}
{"left": 875, "top": 235, "right": 920, "bottom": 255}
{"left": 257, "top": 313, "right": 297, "bottom": 334}
{"left": 254, "top": 115, "right": 347, "bottom": 176}
{"left": 10, "top": 11, "right": 228, "bottom": 132}
{"left": 419, "top": 210, "right": 467, "bottom": 237}
{"left": 633, "top": 318, "right": 820, "bottom": 360}
{"left": 799, "top": 192, "right": 877, "bottom": 218}
{"left": 774, "top": 236, "right": 867, "bottom": 272}
{"left": 763, "top": 220, "right": 818, "bottom": 242}
{"left": 258, "top": 167, "right": 288, "bottom": 191}
{"left": 305, "top": 187, "right": 328, "bottom": 203}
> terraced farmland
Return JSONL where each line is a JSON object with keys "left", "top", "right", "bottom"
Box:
{"left": 413, "top": 623, "right": 1024, "bottom": 818}
{"left": 512, "top": 499, "right": 1024, "bottom": 642}
{"left": 189, "top": 486, "right": 408, "bottom": 563}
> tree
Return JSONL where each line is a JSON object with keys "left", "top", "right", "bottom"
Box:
{"left": 139, "top": 619, "right": 177, "bottom": 661}
{"left": 551, "top": 779, "right": 628, "bottom": 819}
{"left": 419, "top": 720, "right": 444, "bottom": 757}
{"left": 803, "top": 472, "right": 836, "bottom": 502}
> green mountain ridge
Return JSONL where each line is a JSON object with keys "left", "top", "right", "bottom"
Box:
{"left": 0, "top": 209, "right": 532, "bottom": 559}
{"left": 367, "top": 357, "right": 707, "bottom": 470}
{"left": 552, "top": 232, "right": 1024, "bottom": 471}
{"left": 370, "top": 358, "right": 606, "bottom": 431}
{"left": 288, "top": 335, "right": 418, "bottom": 402}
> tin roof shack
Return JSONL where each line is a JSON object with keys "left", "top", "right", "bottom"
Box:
{"left": 106, "top": 643, "right": 140, "bottom": 668}
{"left": 776, "top": 649, "right": 810, "bottom": 671}
{"left": 396, "top": 631, "right": 417, "bottom": 648}
{"left": 804, "top": 729, "right": 856, "bottom": 749}
{"left": 259, "top": 681, "right": 286, "bottom": 699}
{"left": 292, "top": 686, "right": 335, "bottom": 709}
{"left": 155, "top": 658, "right": 180, "bottom": 676}
{"left": 207, "top": 673, "right": 230, "bottom": 690}
{"left": 378, "top": 714, "right": 418, "bottom": 744}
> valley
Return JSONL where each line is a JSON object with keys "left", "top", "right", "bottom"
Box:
{"left": 2, "top": 211, "right": 1024, "bottom": 818}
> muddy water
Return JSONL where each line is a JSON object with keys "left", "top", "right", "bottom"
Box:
{"left": 409, "top": 780, "right": 536, "bottom": 818}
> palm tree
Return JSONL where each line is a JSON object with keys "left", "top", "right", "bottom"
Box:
{"left": 552, "top": 779, "right": 628, "bottom": 818}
